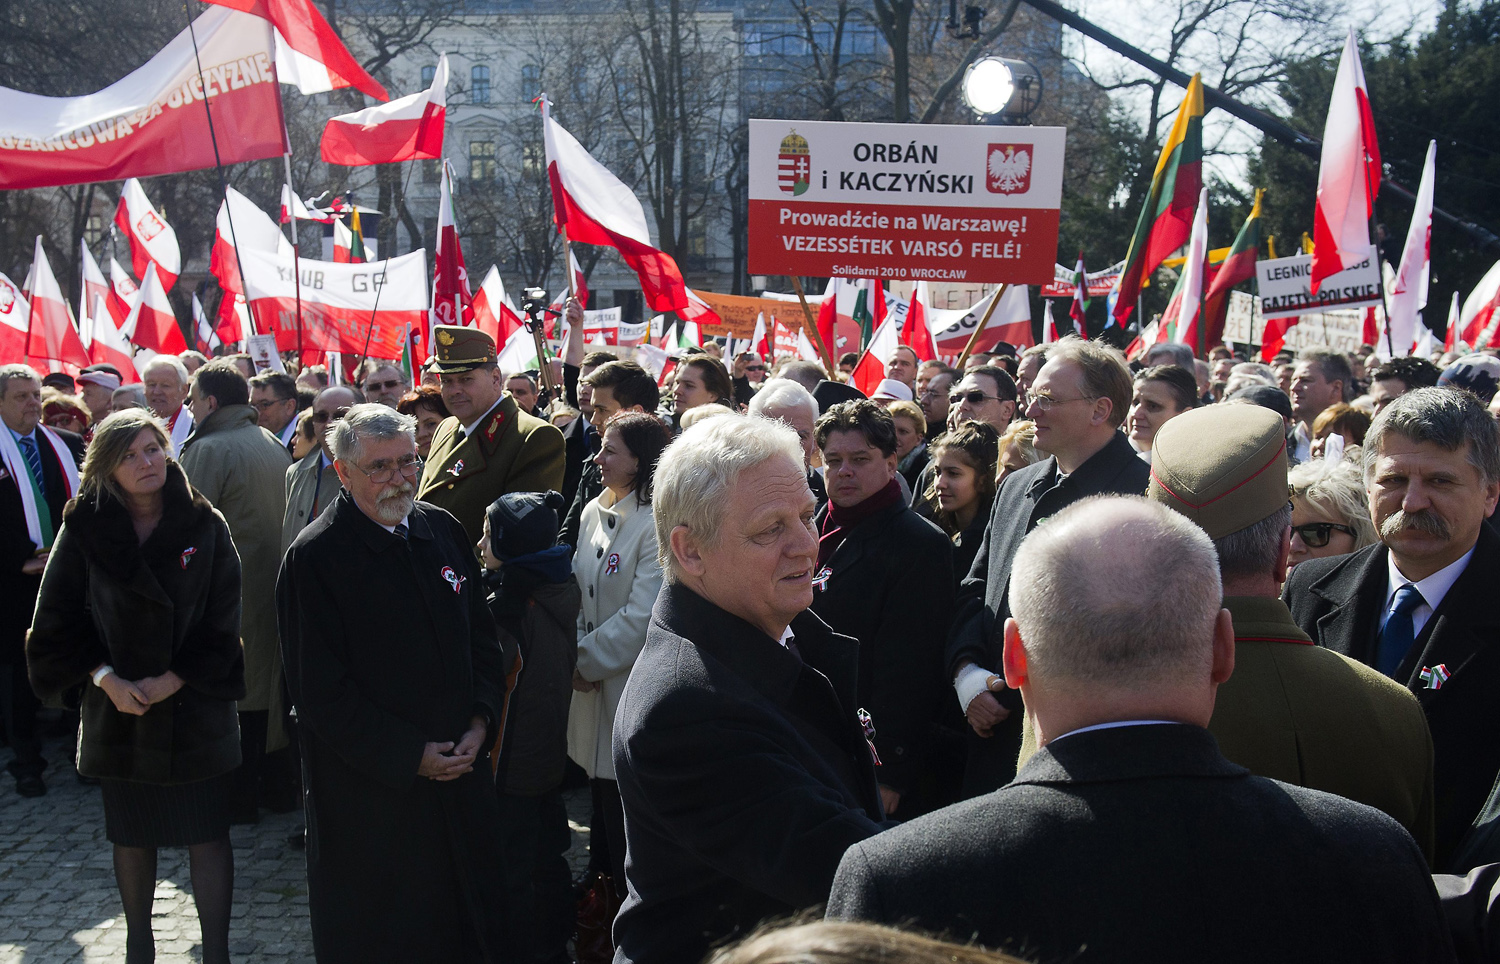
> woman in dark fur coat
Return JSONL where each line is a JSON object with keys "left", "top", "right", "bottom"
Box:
{"left": 28, "top": 408, "right": 245, "bottom": 964}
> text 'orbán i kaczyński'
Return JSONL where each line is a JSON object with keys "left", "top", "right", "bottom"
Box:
{"left": 748, "top": 119, "right": 1066, "bottom": 284}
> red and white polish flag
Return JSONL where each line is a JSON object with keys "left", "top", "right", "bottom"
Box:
{"left": 0, "top": 272, "right": 31, "bottom": 366}
{"left": 849, "top": 312, "right": 900, "bottom": 397}
{"left": 238, "top": 247, "right": 428, "bottom": 359}
{"left": 280, "top": 183, "right": 334, "bottom": 224}
{"left": 928, "top": 284, "right": 1034, "bottom": 355}
{"left": 471, "top": 265, "right": 524, "bottom": 347}
{"left": 193, "top": 294, "right": 222, "bottom": 354}
{"left": 901, "top": 281, "right": 937, "bottom": 362}
{"left": 108, "top": 257, "right": 139, "bottom": 327}
{"left": 541, "top": 96, "right": 688, "bottom": 313}
{"left": 677, "top": 289, "right": 720, "bottom": 340}
{"left": 22, "top": 237, "right": 90, "bottom": 375}
{"left": 123, "top": 264, "right": 188, "bottom": 357}
{"left": 217, "top": 292, "right": 250, "bottom": 345}
{"left": 321, "top": 54, "right": 448, "bottom": 166}
{"left": 1311, "top": 27, "right": 1381, "bottom": 296}
{"left": 80, "top": 240, "right": 110, "bottom": 330}
{"left": 115, "top": 178, "right": 182, "bottom": 291}
{"left": 1458, "top": 259, "right": 1500, "bottom": 350}
{"left": 1384, "top": 140, "right": 1436, "bottom": 357}
{"left": 211, "top": 186, "right": 291, "bottom": 294}
{"left": 431, "top": 159, "right": 474, "bottom": 330}
{"left": 87, "top": 294, "right": 139, "bottom": 381}
{"left": 0, "top": 7, "right": 282, "bottom": 190}
{"left": 204, "top": 0, "right": 389, "bottom": 101}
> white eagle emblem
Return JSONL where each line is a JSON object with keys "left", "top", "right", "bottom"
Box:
{"left": 986, "top": 144, "right": 1032, "bottom": 195}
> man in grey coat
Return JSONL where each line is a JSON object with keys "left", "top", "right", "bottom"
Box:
{"left": 180, "top": 361, "right": 291, "bottom": 823}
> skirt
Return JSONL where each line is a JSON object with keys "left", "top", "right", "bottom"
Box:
{"left": 101, "top": 771, "right": 233, "bottom": 847}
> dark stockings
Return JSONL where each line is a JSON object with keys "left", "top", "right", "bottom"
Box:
{"left": 112, "top": 838, "right": 234, "bottom": 964}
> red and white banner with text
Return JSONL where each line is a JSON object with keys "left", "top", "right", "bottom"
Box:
{"left": 239, "top": 248, "right": 428, "bottom": 360}
{"left": 0, "top": 7, "right": 284, "bottom": 189}
{"left": 748, "top": 120, "right": 1065, "bottom": 284}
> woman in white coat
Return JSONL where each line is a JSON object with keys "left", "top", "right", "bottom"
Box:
{"left": 570, "top": 410, "right": 673, "bottom": 889}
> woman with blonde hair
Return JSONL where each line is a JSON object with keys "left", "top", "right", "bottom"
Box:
{"left": 709, "top": 920, "right": 1029, "bottom": 964}
{"left": 995, "top": 418, "right": 1039, "bottom": 486}
{"left": 1287, "top": 452, "right": 1379, "bottom": 568}
{"left": 28, "top": 409, "right": 245, "bottom": 964}
{"left": 887, "top": 399, "right": 930, "bottom": 491}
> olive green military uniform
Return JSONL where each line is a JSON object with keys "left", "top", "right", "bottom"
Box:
{"left": 1016, "top": 403, "right": 1436, "bottom": 860}
{"left": 415, "top": 325, "right": 566, "bottom": 543}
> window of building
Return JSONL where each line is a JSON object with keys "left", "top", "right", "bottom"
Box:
{"left": 846, "top": 25, "right": 879, "bottom": 54}
{"left": 686, "top": 216, "right": 707, "bottom": 257}
{"left": 83, "top": 214, "right": 105, "bottom": 247}
{"left": 469, "top": 140, "right": 497, "bottom": 182}
{"left": 471, "top": 65, "right": 491, "bottom": 104}
{"left": 522, "top": 142, "right": 545, "bottom": 179}
{"left": 422, "top": 159, "right": 440, "bottom": 184}
{"left": 570, "top": 62, "right": 588, "bottom": 102}
{"left": 521, "top": 64, "right": 541, "bottom": 102}
{"left": 421, "top": 65, "right": 436, "bottom": 87}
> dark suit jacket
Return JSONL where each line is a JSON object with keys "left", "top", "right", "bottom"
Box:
{"left": 611, "top": 582, "right": 885, "bottom": 964}
{"left": 810, "top": 499, "right": 953, "bottom": 804}
{"left": 559, "top": 414, "right": 596, "bottom": 512}
{"left": 944, "top": 430, "right": 1150, "bottom": 794}
{"left": 829, "top": 724, "right": 1456, "bottom": 964}
{"left": 1285, "top": 524, "right": 1500, "bottom": 872}
{"left": 2, "top": 427, "right": 84, "bottom": 664}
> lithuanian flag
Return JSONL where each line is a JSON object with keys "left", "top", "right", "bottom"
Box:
{"left": 1201, "top": 189, "right": 1264, "bottom": 348}
{"left": 1113, "top": 74, "right": 1205, "bottom": 324}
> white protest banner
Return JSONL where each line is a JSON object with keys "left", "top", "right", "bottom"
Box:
{"left": 0, "top": 7, "right": 283, "bottom": 189}
{"left": 748, "top": 119, "right": 1065, "bottom": 284}
{"left": 245, "top": 333, "right": 286, "bottom": 372}
{"left": 583, "top": 306, "right": 624, "bottom": 345}
{"left": 1040, "top": 259, "right": 1125, "bottom": 299}
{"left": 238, "top": 248, "right": 428, "bottom": 359}
{"left": 1257, "top": 250, "right": 1382, "bottom": 320}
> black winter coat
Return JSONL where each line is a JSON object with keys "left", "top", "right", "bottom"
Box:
{"left": 277, "top": 492, "right": 513, "bottom": 963}
{"left": 809, "top": 498, "right": 954, "bottom": 806}
{"left": 485, "top": 563, "right": 582, "bottom": 796}
{"left": 28, "top": 463, "right": 245, "bottom": 784}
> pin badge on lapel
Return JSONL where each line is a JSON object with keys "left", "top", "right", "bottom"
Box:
{"left": 180, "top": 547, "right": 197, "bottom": 569}
{"left": 440, "top": 566, "right": 465, "bottom": 594}
{"left": 1419, "top": 663, "right": 1450, "bottom": 690}
{"left": 857, "top": 708, "right": 882, "bottom": 766}
{"left": 605, "top": 552, "right": 620, "bottom": 575}
{"left": 812, "top": 566, "right": 832, "bottom": 592}
{"left": 448, "top": 459, "right": 464, "bottom": 477}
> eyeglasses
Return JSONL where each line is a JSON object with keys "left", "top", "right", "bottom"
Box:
{"left": 1027, "top": 392, "right": 1096, "bottom": 411}
{"left": 365, "top": 378, "right": 404, "bottom": 392}
{"left": 312, "top": 407, "right": 352, "bottom": 424}
{"left": 252, "top": 397, "right": 293, "bottom": 411}
{"left": 745, "top": 365, "right": 765, "bottom": 372}
{"left": 1291, "top": 522, "right": 1356, "bottom": 548}
{"left": 345, "top": 455, "right": 424, "bottom": 485}
{"left": 949, "top": 390, "right": 1005, "bottom": 406}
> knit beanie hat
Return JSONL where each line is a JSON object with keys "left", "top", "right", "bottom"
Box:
{"left": 485, "top": 490, "right": 565, "bottom": 561}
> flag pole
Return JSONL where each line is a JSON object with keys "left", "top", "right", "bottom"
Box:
{"left": 184, "top": 3, "right": 251, "bottom": 347}
{"left": 790, "top": 276, "right": 835, "bottom": 375}
{"left": 956, "top": 284, "right": 1008, "bottom": 369}
{"left": 278, "top": 117, "right": 304, "bottom": 361}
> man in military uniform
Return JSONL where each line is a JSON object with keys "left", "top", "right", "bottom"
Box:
{"left": 1015, "top": 405, "right": 1435, "bottom": 855}
{"left": 418, "top": 325, "right": 566, "bottom": 543}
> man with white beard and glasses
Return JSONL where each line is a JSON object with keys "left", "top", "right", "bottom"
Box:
{"left": 276, "top": 404, "right": 514, "bottom": 962}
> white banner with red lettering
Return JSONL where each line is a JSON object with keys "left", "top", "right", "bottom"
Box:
{"left": 238, "top": 248, "right": 428, "bottom": 359}
{"left": 0, "top": 7, "right": 284, "bottom": 189}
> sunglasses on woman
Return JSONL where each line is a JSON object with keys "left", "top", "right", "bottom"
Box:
{"left": 1291, "top": 522, "right": 1355, "bottom": 548}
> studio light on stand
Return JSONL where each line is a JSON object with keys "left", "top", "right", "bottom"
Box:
{"left": 962, "top": 56, "right": 1043, "bottom": 124}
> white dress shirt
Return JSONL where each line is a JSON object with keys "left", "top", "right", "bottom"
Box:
{"left": 1382, "top": 546, "right": 1475, "bottom": 639}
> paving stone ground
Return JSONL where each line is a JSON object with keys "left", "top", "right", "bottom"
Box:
{"left": 1, "top": 731, "right": 594, "bottom": 963}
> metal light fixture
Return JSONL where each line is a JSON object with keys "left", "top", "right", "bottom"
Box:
{"left": 963, "top": 56, "right": 1043, "bottom": 123}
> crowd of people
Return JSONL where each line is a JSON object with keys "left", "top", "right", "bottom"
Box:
{"left": 5, "top": 307, "right": 1500, "bottom": 964}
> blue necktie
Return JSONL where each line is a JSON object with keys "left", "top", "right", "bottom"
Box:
{"left": 393, "top": 523, "right": 409, "bottom": 540}
{"left": 1377, "top": 585, "right": 1426, "bottom": 678}
{"left": 17, "top": 435, "right": 45, "bottom": 489}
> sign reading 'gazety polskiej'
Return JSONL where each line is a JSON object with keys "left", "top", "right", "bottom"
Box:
{"left": 1255, "top": 250, "right": 1383, "bottom": 321}
{"left": 748, "top": 119, "right": 1066, "bottom": 283}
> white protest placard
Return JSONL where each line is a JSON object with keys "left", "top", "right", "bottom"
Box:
{"left": 748, "top": 119, "right": 1066, "bottom": 284}
{"left": 245, "top": 333, "right": 285, "bottom": 372}
{"left": 1257, "top": 250, "right": 1383, "bottom": 320}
